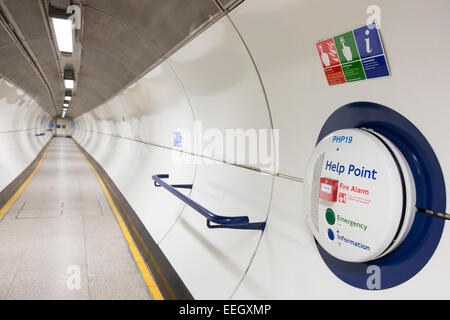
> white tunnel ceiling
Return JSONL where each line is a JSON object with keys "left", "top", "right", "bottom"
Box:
{"left": 0, "top": 0, "right": 243, "bottom": 118}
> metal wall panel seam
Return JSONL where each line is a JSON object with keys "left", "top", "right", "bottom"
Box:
{"left": 220, "top": 8, "right": 280, "bottom": 298}
{"left": 0, "top": 128, "right": 47, "bottom": 134}
{"left": 76, "top": 128, "right": 306, "bottom": 183}
{"left": 228, "top": 175, "right": 275, "bottom": 299}
{"left": 157, "top": 60, "right": 199, "bottom": 246}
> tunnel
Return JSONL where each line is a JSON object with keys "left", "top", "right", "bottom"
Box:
{"left": 0, "top": 0, "right": 449, "bottom": 305}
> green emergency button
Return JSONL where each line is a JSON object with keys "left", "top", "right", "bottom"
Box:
{"left": 326, "top": 208, "right": 335, "bottom": 225}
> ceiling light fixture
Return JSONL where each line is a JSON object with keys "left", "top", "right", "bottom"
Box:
{"left": 64, "top": 69, "right": 75, "bottom": 89}
{"left": 65, "top": 90, "right": 72, "bottom": 101}
{"left": 64, "top": 79, "right": 74, "bottom": 89}
{"left": 52, "top": 18, "right": 73, "bottom": 53}
{"left": 49, "top": 5, "right": 74, "bottom": 54}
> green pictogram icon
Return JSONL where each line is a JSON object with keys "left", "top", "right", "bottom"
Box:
{"left": 333, "top": 31, "right": 360, "bottom": 64}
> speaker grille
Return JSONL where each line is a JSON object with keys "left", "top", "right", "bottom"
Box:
{"left": 310, "top": 153, "right": 325, "bottom": 232}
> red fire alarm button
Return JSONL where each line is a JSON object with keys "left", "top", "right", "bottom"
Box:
{"left": 319, "top": 178, "right": 339, "bottom": 202}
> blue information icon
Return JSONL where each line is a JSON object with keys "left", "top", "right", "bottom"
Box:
{"left": 353, "top": 23, "right": 384, "bottom": 59}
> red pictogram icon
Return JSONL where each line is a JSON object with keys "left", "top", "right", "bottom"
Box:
{"left": 316, "top": 38, "right": 340, "bottom": 68}
{"left": 338, "top": 192, "right": 347, "bottom": 204}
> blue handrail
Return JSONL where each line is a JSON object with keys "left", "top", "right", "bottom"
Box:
{"left": 152, "top": 174, "right": 266, "bottom": 230}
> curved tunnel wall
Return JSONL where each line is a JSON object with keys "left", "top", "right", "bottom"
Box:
{"left": 0, "top": 78, "right": 53, "bottom": 194}
{"left": 73, "top": 0, "right": 450, "bottom": 299}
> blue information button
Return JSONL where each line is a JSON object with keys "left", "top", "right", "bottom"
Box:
{"left": 328, "top": 229, "right": 335, "bottom": 241}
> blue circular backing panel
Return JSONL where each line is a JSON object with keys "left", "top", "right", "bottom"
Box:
{"left": 315, "top": 101, "right": 446, "bottom": 290}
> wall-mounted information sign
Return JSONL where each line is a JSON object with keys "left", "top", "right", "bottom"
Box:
{"left": 173, "top": 131, "right": 182, "bottom": 148}
{"left": 316, "top": 23, "right": 390, "bottom": 86}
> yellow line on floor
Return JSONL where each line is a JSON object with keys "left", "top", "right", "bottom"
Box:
{"left": 0, "top": 139, "right": 52, "bottom": 220}
{"left": 76, "top": 143, "right": 165, "bottom": 300}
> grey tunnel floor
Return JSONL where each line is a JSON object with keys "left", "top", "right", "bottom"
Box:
{"left": 0, "top": 137, "right": 152, "bottom": 299}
